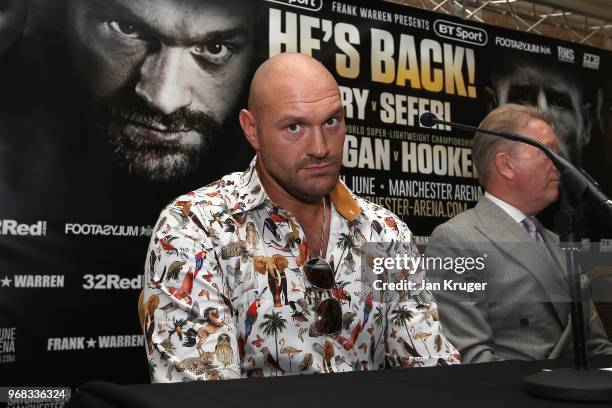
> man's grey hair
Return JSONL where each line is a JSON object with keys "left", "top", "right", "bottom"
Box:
{"left": 472, "top": 103, "right": 553, "bottom": 187}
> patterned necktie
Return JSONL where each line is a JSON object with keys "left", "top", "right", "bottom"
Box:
{"left": 521, "top": 217, "right": 547, "bottom": 250}
{"left": 521, "top": 217, "right": 567, "bottom": 286}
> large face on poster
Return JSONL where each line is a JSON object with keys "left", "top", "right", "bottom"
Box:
{"left": 66, "top": 0, "right": 258, "bottom": 182}
{"left": 486, "top": 55, "right": 590, "bottom": 165}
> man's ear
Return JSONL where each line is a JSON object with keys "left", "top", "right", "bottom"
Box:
{"left": 494, "top": 151, "right": 514, "bottom": 181}
{"left": 239, "top": 109, "right": 260, "bottom": 151}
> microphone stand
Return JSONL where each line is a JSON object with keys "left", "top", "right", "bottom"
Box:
{"left": 421, "top": 113, "right": 612, "bottom": 402}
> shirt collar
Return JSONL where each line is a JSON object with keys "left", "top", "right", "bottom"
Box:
{"left": 229, "top": 156, "right": 361, "bottom": 222}
{"left": 484, "top": 191, "right": 528, "bottom": 223}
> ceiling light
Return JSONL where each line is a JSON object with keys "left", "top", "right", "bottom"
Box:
{"left": 539, "top": 12, "right": 572, "bottom": 17}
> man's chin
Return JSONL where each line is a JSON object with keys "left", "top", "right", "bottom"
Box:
{"left": 291, "top": 178, "right": 339, "bottom": 202}
{"left": 118, "top": 151, "right": 199, "bottom": 183}
{"left": 106, "top": 124, "right": 210, "bottom": 182}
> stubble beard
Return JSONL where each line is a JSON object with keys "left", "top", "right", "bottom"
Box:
{"left": 98, "top": 99, "right": 223, "bottom": 183}
{"left": 108, "top": 130, "right": 204, "bottom": 182}
{"left": 270, "top": 156, "right": 342, "bottom": 203}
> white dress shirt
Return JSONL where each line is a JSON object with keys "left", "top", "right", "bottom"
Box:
{"left": 484, "top": 191, "right": 528, "bottom": 224}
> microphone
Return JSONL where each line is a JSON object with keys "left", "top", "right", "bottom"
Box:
{"left": 419, "top": 112, "right": 438, "bottom": 128}
{"left": 418, "top": 112, "right": 612, "bottom": 221}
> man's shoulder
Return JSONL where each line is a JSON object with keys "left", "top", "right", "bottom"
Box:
{"left": 355, "top": 195, "right": 404, "bottom": 223}
{"left": 355, "top": 195, "right": 413, "bottom": 240}
{"left": 163, "top": 170, "right": 245, "bottom": 215}
{"left": 442, "top": 205, "right": 480, "bottom": 227}
{"left": 429, "top": 204, "right": 482, "bottom": 241}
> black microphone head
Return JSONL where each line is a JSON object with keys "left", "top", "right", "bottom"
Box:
{"left": 419, "top": 112, "right": 438, "bottom": 127}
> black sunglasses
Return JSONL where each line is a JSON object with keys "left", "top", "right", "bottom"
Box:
{"left": 303, "top": 258, "right": 342, "bottom": 336}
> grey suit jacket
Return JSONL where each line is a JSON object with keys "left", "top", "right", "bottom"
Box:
{"left": 425, "top": 197, "right": 612, "bottom": 363}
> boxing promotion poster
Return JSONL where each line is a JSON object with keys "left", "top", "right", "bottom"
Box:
{"left": 0, "top": 0, "right": 610, "bottom": 396}
{"left": 263, "top": 2, "right": 485, "bottom": 240}
{"left": 261, "top": 0, "right": 610, "bottom": 240}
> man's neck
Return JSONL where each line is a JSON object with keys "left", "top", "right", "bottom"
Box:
{"left": 255, "top": 161, "right": 330, "bottom": 257}
{"left": 255, "top": 161, "right": 320, "bottom": 213}
{"left": 255, "top": 159, "right": 324, "bottom": 216}
{"left": 486, "top": 185, "right": 535, "bottom": 216}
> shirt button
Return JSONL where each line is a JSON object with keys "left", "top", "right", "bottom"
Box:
{"left": 520, "top": 318, "right": 529, "bottom": 327}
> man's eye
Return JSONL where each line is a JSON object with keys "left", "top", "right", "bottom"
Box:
{"left": 193, "top": 43, "right": 232, "bottom": 62}
{"left": 546, "top": 91, "right": 573, "bottom": 112}
{"left": 108, "top": 21, "right": 141, "bottom": 39}
{"left": 324, "top": 118, "right": 339, "bottom": 127}
{"left": 287, "top": 123, "right": 301, "bottom": 133}
{"left": 549, "top": 100, "right": 570, "bottom": 112}
{"left": 508, "top": 87, "right": 537, "bottom": 106}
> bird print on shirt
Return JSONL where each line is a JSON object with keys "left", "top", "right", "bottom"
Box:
{"left": 143, "top": 159, "right": 460, "bottom": 382}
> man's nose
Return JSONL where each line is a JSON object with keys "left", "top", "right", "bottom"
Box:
{"left": 548, "top": 157, "right": 559, "bottom": 175}
{"left": 135, "top": 47, "right": 193, "bottom": 115}
{"left": 553, "top": 159, "right": 560, "bottom": 173}
{"left": 306, "top": 127, "right": 329, "bottom": 158}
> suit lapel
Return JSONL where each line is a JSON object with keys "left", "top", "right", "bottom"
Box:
{"left": 535, "top": 219, "right": 567, "bottom": 281}
{"left": 473, "top": 198, "right": 570, "bottom": 324}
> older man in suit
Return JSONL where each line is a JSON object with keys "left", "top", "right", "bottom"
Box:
{"left": 426, "top": 103, "right": 612, "bottom": 363}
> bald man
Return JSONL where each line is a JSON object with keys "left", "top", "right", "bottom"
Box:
{"left": 142, "top": 53, "right": 459, "bottom": 382}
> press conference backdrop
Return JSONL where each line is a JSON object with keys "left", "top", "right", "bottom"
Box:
{"left": 1, "top": 0, "right": 611, "bottom": 395}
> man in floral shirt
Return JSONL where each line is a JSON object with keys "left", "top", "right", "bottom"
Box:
{"left": 142, "top": 53, "right": 459, "bottom": 382}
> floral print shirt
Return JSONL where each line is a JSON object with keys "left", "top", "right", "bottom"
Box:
{"left": 142, "top": 158, "right": 460, "bottom": 382}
